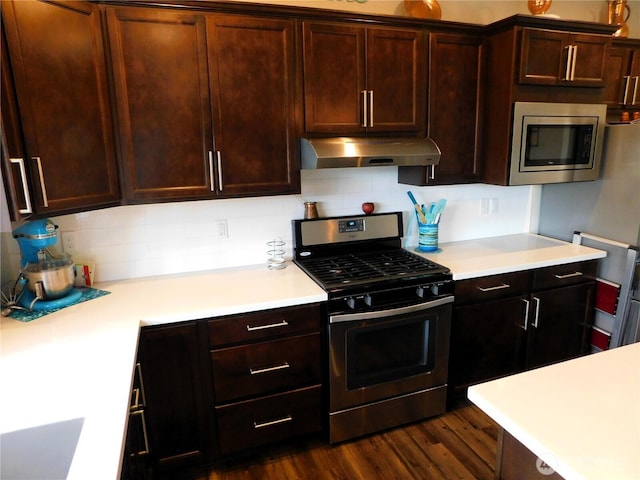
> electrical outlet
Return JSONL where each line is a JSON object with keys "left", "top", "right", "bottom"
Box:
{"left": 215, "top": 219, "right": 228, "bottom": 239}
{"left": 61, "top": 231, "right": 77, "bottom": 255}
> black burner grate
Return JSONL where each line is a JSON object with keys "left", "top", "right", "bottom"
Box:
{"left": 298, "top": 249, "right": 447, "bottom": 288}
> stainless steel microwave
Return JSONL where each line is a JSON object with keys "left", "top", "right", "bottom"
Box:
{"left": 509, "top": 102, "right": 607, "bottom": 186}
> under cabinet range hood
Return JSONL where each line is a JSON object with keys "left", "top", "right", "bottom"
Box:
{"left": 300, "top": 137, "right": 441, "bottom": 169}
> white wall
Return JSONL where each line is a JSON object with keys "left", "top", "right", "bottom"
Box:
{"left": 2, "top": 168, "right": 536, "bottom": 283}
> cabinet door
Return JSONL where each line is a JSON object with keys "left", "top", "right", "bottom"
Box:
{"left": 137, "top": 323, "right": 209, "bottom": 470}
{"left": 571, "top": 34, "right": 609, "bottom": 87}
{"left": 366, "top": 27, "right": 426, "bottom": 134}
{"left": 1, "top": 29, "right": 31, "bottom": 219}
{"left": 519, "top": 28, "right": 567, "bottom": 85}
{"left": 302, "top": 22, "right": 366, "bottom": 134}
{"left": 519, "top": 29, "right": 609, "bottom": 87}
{"left": 2, "top": 0, "right": 120, "bottom": 214}
{"left": 525, "top": 282, "right": 595, "bottom": 370}
{"left": 106, "top": 7, "right": 215, "bottom": 202}
{"left": 604, "top": 47, "right": 634, "bottom": 106}
{"left": 207, "top": 15, "right": 299, "bottom": 196}
{"left": 450, "top": 295, "right": 527, "bottom": 395}
{"left": 398, "top": 33, "right": 481, "bottom": 186}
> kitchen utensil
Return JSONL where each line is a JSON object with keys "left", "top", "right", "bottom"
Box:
{"left": 404, "top": 0, "right": 442, "bottom": 19}
{"left": 407, "top": 191, "right": 427, "bottom": 224}
{"left": 304, "top": 202, "right": 319, "bottom": 219}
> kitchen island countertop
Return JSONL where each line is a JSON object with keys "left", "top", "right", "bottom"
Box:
{"left": 0, "top": 232, "right": 607, "bottom": 479}
{"left": 468, "top": 342, "right": 640, "bottom": 480}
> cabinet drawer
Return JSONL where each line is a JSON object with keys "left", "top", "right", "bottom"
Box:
{"left": 455, "top": 271, "right": 531, "bottom": 305}
{"left": 211, "top": 333, "right": 321, "bottom": 403}
{"left": 215, "top": 385, "right": 322, "bottom": 456}
{"left": 208, "top": 304, "right": 322, "bottom": 347}
{"left": 533, "top": 261, "right": 597, "bottom": 290}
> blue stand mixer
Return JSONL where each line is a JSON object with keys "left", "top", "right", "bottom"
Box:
{"left": 11, "top": 219, "right": 81, "bottom": 311}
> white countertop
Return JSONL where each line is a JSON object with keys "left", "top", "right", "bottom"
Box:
{"left": 417, "top": 233, "right": 606, "bottom": 280}
{"left": 0, "top": 233, "right": 606, "bottom": 479}
{"left": 468, "top": 342, "right": 640, "bottom": 480}
{"left": 0, "top": 263, "right": 327, "bottom": 480}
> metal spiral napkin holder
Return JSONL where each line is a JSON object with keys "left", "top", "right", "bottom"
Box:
{"left": 267, "top": 238, "right": 286, "bottom": 270}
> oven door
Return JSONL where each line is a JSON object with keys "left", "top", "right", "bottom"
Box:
{"left": 328, "top": 296, "right": 453, "bottom": 412}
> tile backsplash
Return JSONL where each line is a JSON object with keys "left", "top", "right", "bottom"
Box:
{"left": 1, "top": 167, "right": 536, "bottom": 284}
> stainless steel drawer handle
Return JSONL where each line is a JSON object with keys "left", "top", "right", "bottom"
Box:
{"left": 253, "top": 415, "right": 293, "bottom": 429}
{"left": 554, "top": 272, "right": 583, "bottom": 279}
{"left": 246, "top": 320, "right": 288, "bottom": 331}
{"left": 130, "top": 409, "right": 150, "bottom": 456}
{"left": 249, "top": 362, "right": 290, "bottom": 375}
{"left": 477, "top": 283, "right": 511, "bottom": 292}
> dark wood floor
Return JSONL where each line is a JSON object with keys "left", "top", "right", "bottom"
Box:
{"left": 199, "top": 401, "right": 499, "bottom": 480}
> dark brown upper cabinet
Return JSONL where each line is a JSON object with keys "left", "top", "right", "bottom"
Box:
{"left": 519, "top": 28, "right": 611, "bottom": 87}
{"left": 302, "top": 22, "right": 426, "bottom": 136}
{"left": 604, "top": 39, "right": 640, "bottom": 109}
{"left": 399, "top": 33, "right": 483, "bottom": 186}
{"left": 106, "top": 6, "right": 299, "bottom": 203}
{"left": 1, "top": 0, "right": 120, "bottom": 219}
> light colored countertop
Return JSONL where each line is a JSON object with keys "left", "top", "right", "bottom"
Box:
{"left": 0, "top": 263, "right": 327, "bottom": 480}
{"left": 0, "top": 233, "right": 606, "bottom": 479}
{"left": 468, "top": 342, "right": 640, "bottom": 480}
{"left": 418, "top": 233, "right": 606, "bottom": 280}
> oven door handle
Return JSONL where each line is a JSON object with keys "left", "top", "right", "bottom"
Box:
{"left": 329, "top": 296, "right": 454, "bottom": 324}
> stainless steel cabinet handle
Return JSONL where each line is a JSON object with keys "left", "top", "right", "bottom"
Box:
{"left": 369, "top": 90, "right": 374, "bottom": 127}
{"left": 135, "top": 362, "right": 146, "bottom": 408}
{"left": 564, "top": 45, "right": 574, "bottom": 81}
{"left": 570, "top": 45, "right": 577, "bottom": 81}
{"left": 430, "top": 165, "right": 436, "bottom": 181}
{"left": 253, "top": 415, "right": 293, "bottom": 429}
{"left": 130, "top": 409, "right": 150, "bottom": 456}
{"left": 9, "top": 157, "right": 33, "bottom": 214}
{"left": 554, "top": 271, "right": 583, "bottom": 279}
{"left": 249, "top": 362, "right": 290, "bottom": 375}
{"left": 623, "top": 76, "right": 631, "bottom": 105}
{"left": 32, "top": 156, "right": 49, "bottom": 207}
{"left": 521, "top": 298, "right": 530, "bottom": 330}
{"left": 246, "top": 320, "right": 288, "bottom": 331}
{"left": 216, "top": 150, "right": 223, "bottom": 191}
{"left": 361, "top": 90, "right": 368, "bottom": 127}
{"left": 477, "top": 283, "right": 511, "bottom": 292}
{"left": 532, "top": 296, "right": 541, "bottom": 328}
{"left": 208, "top": 151, "right": 215, "bottom": 192}
{"left": 632, "top": 76, "right": 639, "bottom": 106}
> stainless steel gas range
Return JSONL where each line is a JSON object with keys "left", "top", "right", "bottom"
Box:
{"left": 292, "top": 212, "right": 454, "bottom": 444}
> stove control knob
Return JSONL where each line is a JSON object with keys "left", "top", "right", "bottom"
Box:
{"left": 364, "top": 294, "right": 372, "bottom": 306}
{"left": 416, "top": 286, "right": 425, "bottom": 298}
{"left": 431, "top": 284, "right": 440, "bottom": 296}
{"left": 346, "top": 297, "right": 356, "bottom": 310}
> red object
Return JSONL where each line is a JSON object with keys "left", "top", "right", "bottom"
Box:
{"left": 595, "top": 278, "right": 620, "bottom": 315}
{"left": 362, "top": 202, "right": 375, "bottom": 215}
{"left": 590, "top": 327, "right": 611, "bottom": 351}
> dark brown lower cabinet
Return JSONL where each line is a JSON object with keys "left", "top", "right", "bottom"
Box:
{"left": 136, "top": 322, "right": 211, "bottom": 474}
{"left": 449, "top": 262, "right": 596, "bottom": 401}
